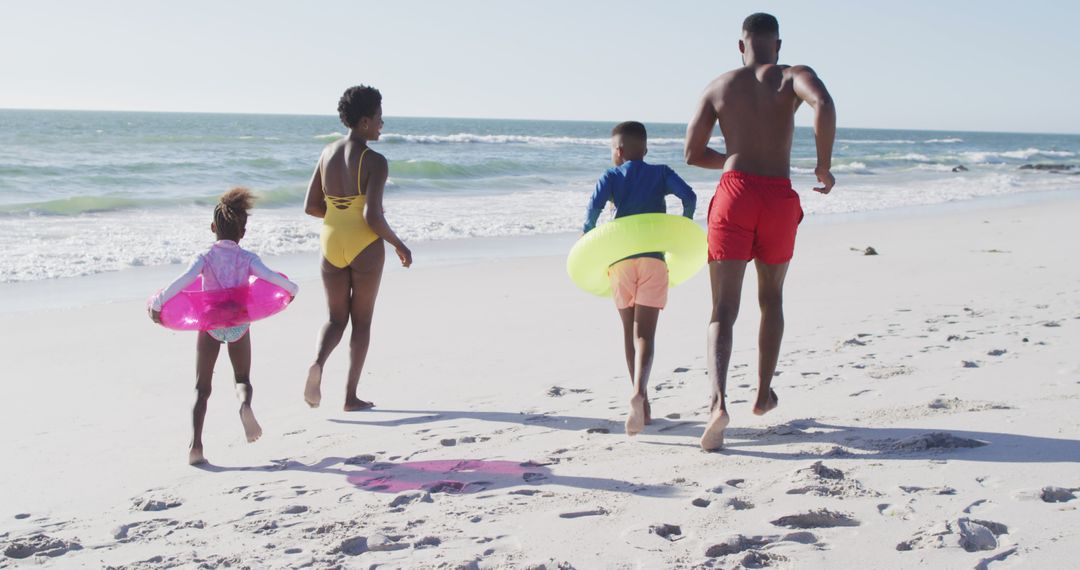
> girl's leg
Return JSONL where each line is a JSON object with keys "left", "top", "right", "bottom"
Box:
{"left": 227, "top": 331, "right": 261, "bottom": 442}
{"left": 191, "top": 331, "right": 220, "bottom": 465}
{"left": 306, "top": 258, "right": 353, "bottom": 408}
{"left": 344, "top": 241, "right": 384, "bottom": 411}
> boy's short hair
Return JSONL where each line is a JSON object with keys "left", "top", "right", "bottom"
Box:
{"left": 611, "top": 121, "right": 647, "bottom": 142}
{"left": 338, "top": 85, "right": 382, "bottom": 128}
{"left": 743, "top": 13, "right": 779, "bottom": 36}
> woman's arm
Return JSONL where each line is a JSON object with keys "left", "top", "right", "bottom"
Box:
{"left": 304, "top": 155, "right": 327, "bottom": 218}
{"left": 362, "top": 152, "right": 412, "bottom": 267}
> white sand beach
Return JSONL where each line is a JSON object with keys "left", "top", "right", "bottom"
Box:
{"left": 2, "top": 194, "right": 1078, "bottom": 569}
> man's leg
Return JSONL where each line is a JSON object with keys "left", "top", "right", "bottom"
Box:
{"left": 701, "top": 259, "right": 748, "bottom": 451}
{"left": 228, "top": 332, "right": 262, "bottom": 442}
{"left": 753, "top": 259, "right": 790, "bottom": 415}
{"left": 191, "top": 331, "right": 220, "bottom": 465}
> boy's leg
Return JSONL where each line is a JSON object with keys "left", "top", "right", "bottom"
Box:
{"left": 191, "top": 331, "right": 220, "bottom": 465}
{"left": 344, "top": 241, "right": 384, "bottom": 411}
{"left": 625, "top": 305, "right": 660, "bottom": 436}
{"left": 753, "top": 259, "right": 789, "bottom": 415}
{"left": 307, "top": 258, "right": 353, "bottom": 408}
{"left": 701, "top": 259, "right": 748, "bottom": 451}
{"left": 227, "top": 332, "right": 261, "bottom": 442}
{"left": 618, "top": 307, "right": 635, "bottom": 381}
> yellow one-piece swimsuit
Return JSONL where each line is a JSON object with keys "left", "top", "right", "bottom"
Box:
{"left": 321, "top": 147, "right": 381, "bottom": 268}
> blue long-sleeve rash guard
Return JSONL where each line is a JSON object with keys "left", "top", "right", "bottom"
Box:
{"left": 582, "top": 160, "right": 697, "bottom": 261}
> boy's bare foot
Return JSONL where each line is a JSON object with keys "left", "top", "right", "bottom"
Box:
{"left": 625, "top": 394, "right": 646, "bottom": 436}
{"left": 700, "top": 408, "right": 731, "bottom": 451}
{"left": 344, "top": 397, "right": 375, "bottom": 412}
{"left": 643, "top": 399, "right": 653, "bottom": 425}
{"left": 189, "top": 447, "right": 207, "bottom": 466}
{"left": 239, "top": 404, "right": 263, "bottom": 443}
{"left": 304, "top": 364, "right": 322, "bottom": 408}
{"left": 752, "top": 389, "right": 779, "bottom": 416}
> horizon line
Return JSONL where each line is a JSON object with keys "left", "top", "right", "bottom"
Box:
{"left": 1, "top": 106, "right": 1078, "bottom": 138}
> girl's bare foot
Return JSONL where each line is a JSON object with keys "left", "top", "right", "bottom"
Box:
{"left": 643, "top": 399, "right": 653, "bottom": 425}
{"left": 189, "top": 447, "right": 207, "bottom": 466}
{"left": 239, "top": 404, "right": 263, "bottom": 443}
{"left": 752, "top": 389, "right": 779, "bottom": 416}
{"left": 304, "top": 364, "right": 322, "bottom": 408}
{"left": 344, "top": 397, "right": 375, "bottom": 412}
{"left": 700, "top": 408, "right": 731, "bottom": 451}
{"left": 625, "top": 394, "right": 646, "bottom": 436}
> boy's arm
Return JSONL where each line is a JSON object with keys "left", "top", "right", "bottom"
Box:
{"left": 665, "top": 167, "right": 697, "bottom": 219}
{"left": 249, "top": 256, "right": 300, "bottom": 298}
{"left": 150, "top": 257, "right": 204, "bottom": 313}
{"left": 582, "top": 174, "right": 611, "bottom": 233}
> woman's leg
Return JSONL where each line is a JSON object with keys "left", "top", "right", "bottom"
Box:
{"left": 344, "top": 240, "right": 385, "bottom": 411}
{"left": 227, "top": 331, "right": 261, "bottom": 442}
{"left": 306, "top": 258, "right": 353, "bottom": 408}
{"left": 191, "top": 331, "right": 220, "bottom": 465}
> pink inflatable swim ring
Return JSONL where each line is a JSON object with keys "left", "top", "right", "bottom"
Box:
{"left": 152, "top": 274, "right": 293, "bottom": 331}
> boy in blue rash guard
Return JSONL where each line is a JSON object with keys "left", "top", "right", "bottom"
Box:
{"left": 582, "top": 121, "right": 696, "bottom": 436}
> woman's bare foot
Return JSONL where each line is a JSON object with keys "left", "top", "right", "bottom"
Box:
{"left": 625, "top": 394, "right": 646, "bottom": 436}
{"left": 344, "top": 397, "right": 375, "bottom": 412}
{"left": 239, "top": 404, "right": 263, "bottom": 443}
{"left": 700, "top": 408, "right": 731, "bottom": 451}
{"left": 304, "top": 364, "right": 322, "bottom": 408}
{"left": 752, "top": 389, "right": 779, "bottom": 416}
{"left": 643, "top": 399, "right": 653, "bottom": 426}
{"left": 188, "top": 447, "right": 207, "bottom": 466}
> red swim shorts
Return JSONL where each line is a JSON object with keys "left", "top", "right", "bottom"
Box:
{"left": 707, "top": 170, "right": 803, "bottom": 264}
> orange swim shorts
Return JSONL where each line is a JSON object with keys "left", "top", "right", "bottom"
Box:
{"left": 608, "top": 257, "right": 669, "bottom": 310}
{"left": 707, "top": 170, "right": 803, "bottom": 264}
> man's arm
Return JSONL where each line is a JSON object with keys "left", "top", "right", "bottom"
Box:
{"left": 582, "top": 174, "right": 611, "bottom": 233}
{"left": 665, "top": 167, "right": 697, "bottom": 219}
{"left": 684, "top": 90, "right": 727, "bottom": 169}
{"left": 792, "top": 66, "right": 837, "bottom": 194}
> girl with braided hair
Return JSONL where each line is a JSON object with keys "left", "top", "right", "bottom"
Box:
{"left": 150, "top": 187, "right": 299, "bottom": 465}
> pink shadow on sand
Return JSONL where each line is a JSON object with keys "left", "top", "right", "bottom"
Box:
{"left": 347, "top": 459, "right": 544, "bottom": 494}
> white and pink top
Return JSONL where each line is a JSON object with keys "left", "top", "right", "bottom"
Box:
{"left": 151, "top": 240, "right": 299, "bottom": 311}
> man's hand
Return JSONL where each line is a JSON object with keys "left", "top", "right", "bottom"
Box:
{"left": 814, "top": 167, "right": 835, "bottom": 195}
{"left": 396, "top": 244, "right": 413, "bottom": 268}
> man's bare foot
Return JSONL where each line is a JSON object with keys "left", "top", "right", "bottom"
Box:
{"left": 239, "top": 404, "right": 263, "bottom": 443}
{"left": 344, "top": 397, "right": 375, "bottom": 412}
{"left": 188, "top": 447, "right": 206, "bottom": 466}
{"left": 625, "top": 394, "right": 646, "bottom": 436}
{"left": 304, "top": 364, "right": 322, "bottom": 408}
{"left": 752, "top": 389, "right": 779, "bottom": 416}
{"left": 643, "top": 399, "right": 653, "bottom": 426}
{"left": 700, "top": 408, "right": 731, "bottom": 451}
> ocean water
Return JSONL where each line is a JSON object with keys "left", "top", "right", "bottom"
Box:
{"left": 1, "top": 109, "right": 1078, "bottom": 283}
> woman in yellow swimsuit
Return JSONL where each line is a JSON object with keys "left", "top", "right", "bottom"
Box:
{"left": 303, "top": 85, "right": 412, "bottom": 411}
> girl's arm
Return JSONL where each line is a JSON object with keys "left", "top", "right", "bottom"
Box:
{"left": 150, "top": 257, "right": 204, "bottom": 313}
{"left": 249, "top": 256, "right": 300, "bottom": 298}
{"left": 304, "top": 155, "right": 327, "bottom": 218}
{"left": 362, "top": 152, "right": 412, "bottom": 268}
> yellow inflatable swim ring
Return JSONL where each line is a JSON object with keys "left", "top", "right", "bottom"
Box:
{"left": 567, "top": 213, "right": 707, "bottom": 297}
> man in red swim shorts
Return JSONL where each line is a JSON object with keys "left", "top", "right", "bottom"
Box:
{"left": 684, "top": 13, "right": 837, "bottom": 451}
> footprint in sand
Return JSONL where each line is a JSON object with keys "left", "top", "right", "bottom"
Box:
{"left": 1039, "top": 486, "right": 1077, "bottom": 503}
{"left": 770, "top": 509, "right": 859, "bottom": 529}
{"left": 559, "top": 508, "right": 608, "bottom": 519}
{"left": 1, "top": 534, "right": 83, "bottom": 560}
{"left": 131, "top": 494, "right": 183, "bottom": 512}
{"left": 705, "top": 532, "right": 817, "bottom": 557}
{"left": 691, "top": 498, "right": 711, "bottom": 508}
{"left": 897, "top": 518, "right": 1008, "bottom": 552}
{"left": 786, "top": 461, "right": 878, "bottom": 498}
{"left": 884, "top": 432, "right": 987, "bottom": 453}
{"left": 725, "top": 498, "right": 755, "bottom": 511}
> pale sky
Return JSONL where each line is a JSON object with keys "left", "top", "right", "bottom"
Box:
{"left": 2, "top": 0, "right": 1077, "bottom": 134}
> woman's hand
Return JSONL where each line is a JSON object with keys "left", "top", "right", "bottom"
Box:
{"left": 149, "top": 307, "right": 162, "bottom": 324}
{"left": 395, "top": 244, "right": 413, "bottom": 268}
